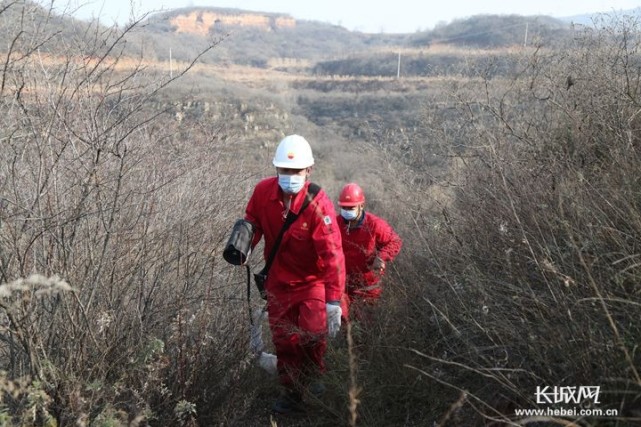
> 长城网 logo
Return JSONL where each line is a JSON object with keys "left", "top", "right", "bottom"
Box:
{"left": 535, "top": 386, "right": 600, "bottom": 405}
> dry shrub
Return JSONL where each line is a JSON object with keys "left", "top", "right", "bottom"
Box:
{"left": 0, "top": 2, "right": 257, "bottom": 425}
{"left": 368, "top": 14, "right": 641, "bottom": 426}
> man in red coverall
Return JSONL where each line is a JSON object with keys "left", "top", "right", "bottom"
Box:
{"left": 244, "top": 134, "right": 345, "bottom": 414}
{"left": 337, "top": 183, "right": 402, "bottom": 322}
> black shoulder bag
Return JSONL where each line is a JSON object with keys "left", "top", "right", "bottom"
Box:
{"left": 253, "top": 183, "right": 321, "bottom": 300}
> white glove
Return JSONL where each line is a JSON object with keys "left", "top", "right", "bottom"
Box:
{"left": 326, "top": 303, "right": 342, "bottom": 338}
{"left": 258, "top": 352, "right": 278, "bottom": 375}
{"left": 250, "top": 308, "right": 268, "bottom": 354}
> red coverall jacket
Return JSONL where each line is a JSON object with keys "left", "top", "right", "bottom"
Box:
{"left": 338, "top": 211, "right": 402, "bottom": 304}
{"left": 245, "top": 177, "right": 345, "bottom": 387}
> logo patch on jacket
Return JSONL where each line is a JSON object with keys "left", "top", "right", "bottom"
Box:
{"left": 322, "top": 215, "right": 335, "bottom": 234}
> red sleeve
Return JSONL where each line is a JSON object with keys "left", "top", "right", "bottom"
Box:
{"left": 244, "top": 184, "right": 263, "bottom": 249}
{"left": 309, "top": 191, "right": 345, "bottom": 302}
{"left": 374, "top": 216, "right": 402, "bottom": 262}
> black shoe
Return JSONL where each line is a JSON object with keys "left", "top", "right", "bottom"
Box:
{"left": 308, "top": 381, "right": 326, "bottom": 399}
{"left": 272, "top": 390, "right": 303, "bottom": 414}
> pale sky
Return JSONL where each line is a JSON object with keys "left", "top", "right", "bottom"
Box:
{"left": 57, "top": 0, "right": 641, "bottom": 33}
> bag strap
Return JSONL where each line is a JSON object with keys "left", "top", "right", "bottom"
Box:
{"left": 262, "top": 183, "right": 320, "bottom": 275}
{"left": 245, "top": 264, "right": 252, "bottom": 324}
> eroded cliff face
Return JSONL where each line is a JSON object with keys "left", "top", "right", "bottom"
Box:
{"left": 170, "top": 10, "right": 295, "bottom": 36}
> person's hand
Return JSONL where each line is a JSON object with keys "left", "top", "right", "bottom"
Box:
{"left": 371, "top": 256, "right": 386, "bottom": 275}
{"left": 326, "top": 303, "right": 342, "bottom": 338}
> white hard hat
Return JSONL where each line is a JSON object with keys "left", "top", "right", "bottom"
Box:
{"left": 272, "top": 134, "right": 315, "bottom": 169}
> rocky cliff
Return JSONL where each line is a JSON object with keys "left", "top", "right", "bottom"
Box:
{"left": 170, "top": 10, "right": 296, "bottom": 36}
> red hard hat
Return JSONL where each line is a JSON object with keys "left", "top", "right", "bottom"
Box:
{"left": 338, "top": 183, "right": 365, "bottom": 207}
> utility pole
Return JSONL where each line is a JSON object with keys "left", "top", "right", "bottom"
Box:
{"left": 524, "top": 23, "right": 529, "bottom": 48}
{"left": 169, "top": 48, "right": 173, "bottom": 78}
{"left": 397, "top": 51, "right": 401, "bottom": 79}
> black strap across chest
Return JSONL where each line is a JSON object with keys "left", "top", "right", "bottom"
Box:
{"left": 263, "top": 182, "right": 320, "bottom": 273}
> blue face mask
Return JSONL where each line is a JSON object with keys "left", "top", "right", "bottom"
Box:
{"left": 340, "top": 208, "right": 359, "bottom": 221}
{"left": 278, "top": 174, "right": 306, "bottom": 194}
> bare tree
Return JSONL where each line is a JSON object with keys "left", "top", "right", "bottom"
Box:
{"left": 0, "top": 1, "right": 254, "bottom": 424}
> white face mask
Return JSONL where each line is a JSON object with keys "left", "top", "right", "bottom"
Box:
{"left": 278, "top": 174, "right": 306, "bottom": 194}
{"left": 340, "top": 208, "right": 359, "bottom": 221}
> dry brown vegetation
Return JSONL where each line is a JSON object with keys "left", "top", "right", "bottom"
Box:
{"left": 1, "top": 1, "right": 641, "bottom": 426}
